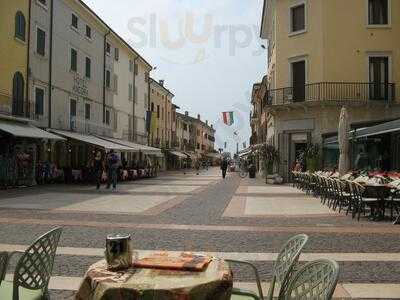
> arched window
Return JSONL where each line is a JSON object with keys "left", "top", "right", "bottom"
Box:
{"left": 15, "top": 11, "right": 26, "bottom": 41}
{"left": 12, "top": 72, "right": 25, "bottom": 116}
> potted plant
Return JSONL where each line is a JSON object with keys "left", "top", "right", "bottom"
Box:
{"left": 303, "top": 143, "right": 320, "bottom": 172}
{"left": 260, "top": 144, "right": 280, "bottom": 177}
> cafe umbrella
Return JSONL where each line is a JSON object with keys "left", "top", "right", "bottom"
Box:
{"left": 338, "top": 107, "right": 350, "bottom": 177}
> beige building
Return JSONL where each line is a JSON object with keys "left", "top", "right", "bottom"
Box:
{"left": 260, "top": 0, "right": 400, "bottom": 179}
{"left": 193, "top": 114, "right": 216, "bottom": 155}
{"left": 176, "top": 112, "right": 192, "bottom": 152}
{"left": 149, "top": 78, "right": 175, "bottom": 149}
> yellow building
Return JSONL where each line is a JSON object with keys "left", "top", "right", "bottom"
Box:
{"left": 260, "top": 0, "right": 400, "bottom": 179}
{"left": 149, "top": 78, "right": 175, "bottom": 149}
{"left": 0, "top": 0, "right": 29, "bottom": 117}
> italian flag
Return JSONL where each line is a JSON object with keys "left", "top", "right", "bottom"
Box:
{"left": 222, "top": 111, "right": 234, "bottom": 126}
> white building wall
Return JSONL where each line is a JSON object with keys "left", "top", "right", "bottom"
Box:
{"left": 51, "top": 0, "right": 107, "bottom": 135}
{"left": 28, "top": 0, "right": 52, "bottom": 128}
{"left": 135, "top": 60, "right": 150, "bottom": 145}
{"left": 113, "top": 42, "right": 133, "bottom": 141}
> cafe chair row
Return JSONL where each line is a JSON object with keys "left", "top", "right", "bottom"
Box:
{"left": 292, "top": 172, "right": 400, "bottom": 222}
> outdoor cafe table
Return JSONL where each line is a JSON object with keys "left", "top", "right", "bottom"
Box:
{"left": 360, "top": 183, "right": 393, "bottom": 221}
{"left": 75, "top": 255, "right": 233, "bottom": 300}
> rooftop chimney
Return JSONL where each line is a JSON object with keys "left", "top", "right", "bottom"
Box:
{"left": 185, "top": 111, "right": 189, "bottom": 116}
{"left": 159, "top": 80, "right": 164, "bottom": 86}
{"left": 197, "top": 114, "right": 200, "bottom": 120}
{"left": 206, "top": 120, "right": 208, "bottom": 125}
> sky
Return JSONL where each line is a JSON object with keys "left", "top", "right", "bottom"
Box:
{"left": 82, "top": 0, "right": 267, "bottom": 155}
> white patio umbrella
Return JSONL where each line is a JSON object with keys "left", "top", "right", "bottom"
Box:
{"left": 338, "top": 107, "right": 350, "bottom": 176}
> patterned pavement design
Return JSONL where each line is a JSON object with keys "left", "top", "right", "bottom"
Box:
{"left": 0, "top": 168, "right": 399, "bottom": 299}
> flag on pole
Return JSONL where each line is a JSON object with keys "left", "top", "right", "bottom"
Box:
{"left": 222, "top": 111, "right": 234, "bottom": 126}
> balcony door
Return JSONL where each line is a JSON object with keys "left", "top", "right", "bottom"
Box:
{"left": 292, "top": 60, "right": 305, "bottom": 102}
{"left": 369, "top": 56, "right": 389, "bottom": 101}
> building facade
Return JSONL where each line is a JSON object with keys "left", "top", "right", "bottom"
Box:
{"left": 260, "top": 0, "right": 400, "bottom": 180}
{"left": 0, "top": 0, "right": 30, "bottom": 117}
{"left": 149, "top": 78, "right": 175, "bottom": 149}
{"left": 176, "top": 112, "right": 192, "bottom": 152}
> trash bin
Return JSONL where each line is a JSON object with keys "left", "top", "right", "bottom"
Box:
{"left": 248, "top": 164, "right": 256, "bottom": 178}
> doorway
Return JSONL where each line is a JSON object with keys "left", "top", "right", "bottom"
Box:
{"left": 369, "top": 56, "right": 389, "bottom": 101}
{"left": 292, "top": 60, "right": 306, "bottom": 102}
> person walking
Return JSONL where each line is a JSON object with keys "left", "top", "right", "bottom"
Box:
{"left": 194, "top": 160, "right": 200, "bottom": 175}
{"left": 106, "top": 150, "right": 119, "bottom": 191}
{"left": 221, "top": 158, "right": 228, "bottom": 179}
{"left": 93, "top": 151, "right": 103, "bottom": 190}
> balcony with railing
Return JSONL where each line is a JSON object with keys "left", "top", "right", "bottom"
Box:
{"left": 264, "top": 82, "right": 396, "bottom": 107}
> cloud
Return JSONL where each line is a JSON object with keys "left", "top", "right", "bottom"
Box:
{"left": 81, "top": 0, "right": 265, "bottom": 154}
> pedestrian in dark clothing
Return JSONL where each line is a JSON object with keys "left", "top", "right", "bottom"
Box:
{"left": 93, "top": 151, "right": 103, "bottom": 190}
{"left": 221, "top": 159, "right": 228, "bottom": 179}
{"left": 106, "top": 150, "right": 120, "bottom": 191}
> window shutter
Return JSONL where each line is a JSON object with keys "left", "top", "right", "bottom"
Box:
{"left": 70, "top": 48, "right": 77, "bottom": 72}
{"left": 114, "top": 110, "right": 118, "bottom": 130}
{"left": 134, "top": 86, "right": 137, "bottom": 103}
{"left": 85, "top": 57, "right": 91, "bottom": 78}
{"left": 37, "top": 28, "right": 46, "bottom": 56}
{"left": 106, "top": 70, "right": 111, "bottom": 88}
{"left": 15, "top": 12, "right": 26, "bottom": 41}
{"left": 113, "top": 74, "right": 118, "bottom": 92}
{"left": 115, "top": 48, "right": 119, "bottom": 61}
{"left": 129, "top": 84, "right": 132, "bottom": 100}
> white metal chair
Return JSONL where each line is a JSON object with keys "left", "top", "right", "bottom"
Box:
{"left": 284, "top": 259, "right": 339, "bottom": 300}
{"left": 228, "top": 234, "right": 309, "bottom": 300}
{"left": 0, "top": 227, "right": 63, "bottom": 300}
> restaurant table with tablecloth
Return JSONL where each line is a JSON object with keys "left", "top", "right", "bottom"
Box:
{"left": 75, "top": 253, "right": 233, "bottom": 300}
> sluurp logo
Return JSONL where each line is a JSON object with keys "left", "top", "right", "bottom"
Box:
{"left": 127, "top": 13, "right": 262, "bottom": 65}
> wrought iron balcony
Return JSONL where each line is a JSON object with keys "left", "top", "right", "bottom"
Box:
{"left": 264, "top": 82, "right": 396, "bottom": 106}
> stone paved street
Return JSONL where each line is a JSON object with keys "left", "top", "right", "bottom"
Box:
{"left": 1, "top": 167, "right": 400, "bottom": 299}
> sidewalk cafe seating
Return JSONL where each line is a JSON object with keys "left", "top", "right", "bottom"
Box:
{"left": 293, "top": 170, "right": 400, "bottom": 223}
{"left": 284, "top": 259, "right": 339, "bottom": 300}
{"left": 0, "top": 227, "right": 62, "bottom": 300}
{"left": 228, "top": 234, "right": 309, "bottom": 300}
{"left": 348, "top": 181, "right": 381, "bottom": 221}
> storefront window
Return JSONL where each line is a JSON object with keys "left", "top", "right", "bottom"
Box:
{"left": 322, "top": 143, "right": 339, "bottom": 170}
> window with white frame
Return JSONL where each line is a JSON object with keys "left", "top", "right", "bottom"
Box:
{"left": 70, "top": 48, "right": 77, "bottom": 72}
{"left": 36, "top": 27, "right": 46, "bottom": 56}
{"left": 105, "top": 109, "right": 110, "bottom": 125}
{"left": 114, "top": 48, "right": 119, "bottom": 61}
{"left": 106, "top": 70, "right": 111, "bottom": 88}
{"left": 85, "top": 103, "right": 91, "bottom": 120}
{"left": 85, "top": 25, "right": 92, "bottom": 39}
{"left": 15, "top": 11, "right": 26, "bottom": 41}
{"left": 85, "top": 57, "right": 91, "bottom": 78}
{"left": 106, "top": 42, "right": 111, "bottom": 55}
{"left": 290, "top": 3, "right": 306, "bottom": 33}
{"left": 368, "top": 0, "right": 389, "bottom": 25}
{"left": 71, "top": 13, "right": 78, "bottom": 29}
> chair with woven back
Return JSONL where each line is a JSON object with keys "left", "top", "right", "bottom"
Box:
{"left": 333, "top": 179, "right": 351, "bottom": 213}
{"left": 228, "top": 234, "right": 309, "bottom": 300}
{"left": 284, "top": 259, "right": 340, "bottom": 300}
{"left": 0, "top": 227, "right": 63, "bottom": 300}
